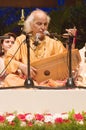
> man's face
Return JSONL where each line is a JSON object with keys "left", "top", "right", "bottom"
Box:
{"left": 31, "top": 13, "right": 49, "bottom": 39}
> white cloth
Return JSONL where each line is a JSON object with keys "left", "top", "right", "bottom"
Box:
{"left": 0, "top": 57, "right": 5, "bottom": 77}
{"left": 78, "top": 47, "right": 86, "bottom": 85}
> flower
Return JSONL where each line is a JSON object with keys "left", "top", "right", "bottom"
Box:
{"left": 35, "top": 113, "right": 44, "bottom": 121}
{"left": 0, "top": 115, "right": 5, "bottom": 123}
{"left": 0, "top": 110, "right": 86, "bottom": 130}
{"left": 6, "top": 114, "right": 15, "bottom": 122}
{"left": 74, "top": 113, "right": 83, "bottom": 121}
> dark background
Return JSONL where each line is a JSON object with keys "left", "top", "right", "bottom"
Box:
{"left": 0, "top": 0, "right": 86, "bottom": 49}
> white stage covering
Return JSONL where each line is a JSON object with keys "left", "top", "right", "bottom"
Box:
{"left": 0, "top": 89, "right": 86, "bottom": 113}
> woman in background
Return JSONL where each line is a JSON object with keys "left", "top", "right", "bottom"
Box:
{"left": 0, "top": 32, "right": 16, "bottom": 87}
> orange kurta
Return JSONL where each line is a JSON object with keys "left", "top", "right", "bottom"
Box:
{"left": 4, "top": 34, "right": 66, "bottom": 87}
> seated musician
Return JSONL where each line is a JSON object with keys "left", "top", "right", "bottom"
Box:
{"left": 4, "top": 9, "right": 78, "bottom": 87}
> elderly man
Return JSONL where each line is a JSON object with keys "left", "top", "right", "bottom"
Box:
{"left": 5, "top": 9, "right": 77, "bottom": 87}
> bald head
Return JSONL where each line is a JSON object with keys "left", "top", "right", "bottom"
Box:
{"left": 31, "top": 9, "right": 50, "bottom": 22}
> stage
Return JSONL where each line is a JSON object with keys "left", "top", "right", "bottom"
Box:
{"left": 0, "top": 88, "right": 86, "bottom": 113}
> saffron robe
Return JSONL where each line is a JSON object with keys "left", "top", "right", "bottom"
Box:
{"left": 4, "top": 34, "right": 66, "bottom": 87}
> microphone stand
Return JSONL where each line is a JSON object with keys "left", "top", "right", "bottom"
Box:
{"left": 24, "top": 34, "right": 34, "bottom": 88}
{"left": 66, "top": 35, "right": 76, "bottom": 88}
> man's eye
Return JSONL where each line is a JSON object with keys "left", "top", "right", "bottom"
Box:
{"left": 37, "top": 23, "right": 42, "bottom": 25}
{"left": 37, "top": 23, "right": 48, "bottom": 26}
{"left": 44, "top": 23, "right": 48, "bottom": 26}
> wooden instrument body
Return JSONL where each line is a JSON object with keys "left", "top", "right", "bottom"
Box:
{"left": 31, "top": 49, "right": 81, "bottom": 83}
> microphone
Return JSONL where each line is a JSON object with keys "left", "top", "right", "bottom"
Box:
{"left": 44, "top": 30, "right": 50, "bottom": 36}
{"left": 33, "top": 33, "right": 41, "bottom": 46}
{"left": 44, "top": 30, "right": 60, "bottom": 39}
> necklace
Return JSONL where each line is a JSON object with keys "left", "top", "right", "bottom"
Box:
{"left": 31, "top": 40, "right": 46, "bottom": 59}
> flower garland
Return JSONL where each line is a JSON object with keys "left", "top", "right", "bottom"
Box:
{"left": 0, "top": 110, "right": 86, "bottom": 130}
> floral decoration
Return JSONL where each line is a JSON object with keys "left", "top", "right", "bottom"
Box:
{"left": 0, "top": 110, "right": 86, "bottom": 130}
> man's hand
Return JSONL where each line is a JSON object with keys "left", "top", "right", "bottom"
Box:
{"left": 19, "top": 63, "right": 37, "bottom": 80}
{"left": 19, "top": 63, "right": 28, "bottom": 76}
{"left": 65, "top": 27, "right": 77, "bottom": 37}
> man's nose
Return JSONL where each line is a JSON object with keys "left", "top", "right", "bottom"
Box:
{"left": 41, "top": 24, "right": 45, "bottom": 29}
